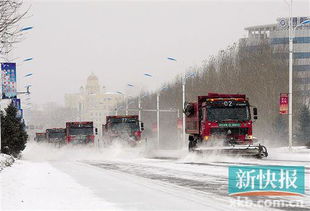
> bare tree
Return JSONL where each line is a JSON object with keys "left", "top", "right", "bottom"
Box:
{"left": 0, "top": 0, "right": 28, "bottom": 57}
{"left": 121, "top": 40, "right": 302, "bottom": 146}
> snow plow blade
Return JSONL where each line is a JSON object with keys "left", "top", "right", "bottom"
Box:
{"left": 192, "top": 144, "right": 268, "bottom": 158}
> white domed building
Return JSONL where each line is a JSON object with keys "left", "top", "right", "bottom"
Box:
{"left": 65, "top": 73, "right": 122, "bottom": 129}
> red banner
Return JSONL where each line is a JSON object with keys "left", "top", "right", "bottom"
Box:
{"left": 279, "top": 93, "right": 288, "bottom": 114}
{"left": 152, "top": 123, "right": 157, "bottom": 132}
{"left": 177, "top": 119, "right": 183, "bottom": 129}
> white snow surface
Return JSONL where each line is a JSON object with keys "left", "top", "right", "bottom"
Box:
{"left": 0, "top": 160, "right": 119, "bottom": 211}
{"left": 1, "top": 141, "right": 309, "bottom": 211}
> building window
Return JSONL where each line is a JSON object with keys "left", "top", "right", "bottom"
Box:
{"left": 294, "top": 65, "right": 310, "bottom": 72}
{"left": 271, "top": 37, "right": 310, "bottom": 45}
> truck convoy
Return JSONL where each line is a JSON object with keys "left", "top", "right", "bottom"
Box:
{"left": 102, "top": 115, "right": 144, "bottom": 146}
{"left": 65, "top": 121, "right": 95, "bottom": 144}
{"left": 184, "top": 93, "right": 268, "bottom": 158}
{"left": 46, "top": 128, "right": 66, "bottom": 144}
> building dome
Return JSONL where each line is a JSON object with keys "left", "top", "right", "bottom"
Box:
{"left": 87, "top": 73, "right": 98, "bottom": 82}
{"left": 86, "top": 73, "right": 100, "bottom": 94}
{"left": 80, "top": 86, "right": 84, "bottom": 93}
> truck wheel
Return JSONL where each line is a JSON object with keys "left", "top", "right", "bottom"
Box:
{"left": 188, "top": 140, "right": 197, "bottom": 151}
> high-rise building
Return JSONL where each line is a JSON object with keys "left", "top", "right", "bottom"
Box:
{"left": 64, "top": 73, "right": 122, "bottom": 128}
{"left": 244, "top": 17, "right": 310, "bottom": 95}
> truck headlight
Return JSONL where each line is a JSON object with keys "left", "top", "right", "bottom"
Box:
{"left": 245, "top": 135, "right": 253, "bottom": 139}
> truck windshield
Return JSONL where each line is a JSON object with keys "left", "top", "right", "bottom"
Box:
{"left": 207, "top": 106, "right": 250, "bottom": 121}
{"left": 36, "top": 135, "right": 45, "bottom": 141}
{"left": 69, "top": 127, "right": 93, "bottom": 135}
{"left": 111, "top": 122, "right": 139, "bottom": 131}
{"left": 48, "top": 132, "right": 65, "bottom": 139}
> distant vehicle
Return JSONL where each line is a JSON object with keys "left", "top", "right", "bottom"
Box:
{"left": 46, "top": 128, "right": 66, "bottom": 144}
{"left": 65, "top": 121, "right": 96, "bottom": 144}
{"left": 103, "top": 115, "right": 144, "bottom": 146}
{"left": 35, "top": 132, "right": 46, "bottom": 142}
{"left": 185, "top": 93, "right": 268, "bottom": 158}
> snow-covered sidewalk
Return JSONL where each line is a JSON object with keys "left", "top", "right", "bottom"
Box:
{"left": 0, "top": 160, "right": 119, "bottom": 211}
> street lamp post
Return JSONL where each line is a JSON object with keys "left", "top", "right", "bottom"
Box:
{"left": 124, "top": 83, "right": 146, "bottom": 121}
{"left": 20, "top": 26, "right": 33, "bottom": 32}
{"left": 288, "top": 7, "right": 310, "bottom": 151}
{"left": 127, "top": 83, "right": 143, "bottom": 117}
{"left": 126, "top": 84, "right": 137, "bottom": 116}
{"left": 115, "top": 105, "right": 124, "bottom": 116}
{"left": 288, "top": 0, "right": 293, "bottom": 152}
{"left": 138, "top": 95, "right": 141, "bottom": 121}
{"left": 155, "top": 86, "right": 168, "bottom": 149}
{"left": 138, "top": 73, "right": 154, "bottom": 122}
{"left": 143, "top": 73, "right": 159, "bottom": 146}
{"left": 143, "top": 72, "right": 170, "bottom": 149}
{"left": 116, "top": 91, "right": 128, "bottom": 115}
{"left": 126, "top": 100, "right": 135, "bottom": 115}
{"left": 182, "top": 72, "right": 186, "bottom": 147}
{"left": 24, "top": 73, "right": 33, "bottom": 77}
{"left": 167, "top": 57, "right": 186, "bottom": 148}
{"left": 156, "top": 93, "right": 160, "bottom": 148}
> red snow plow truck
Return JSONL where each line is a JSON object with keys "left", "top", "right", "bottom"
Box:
{"left": 46, "top": 128, "right": 66, "bottom": 144}
{"left": 35, "top": 132, "right": 46, "bottom": 142}
{"left": 65, "top": 121, "right": 96, "bottom": 144}
{"left": 184, "top": 93, "right": 268, "bottom": 158}
{"left": 103, "top": 115, "right": 144, "bottom": 146}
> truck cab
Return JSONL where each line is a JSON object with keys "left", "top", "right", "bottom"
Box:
{"left": 65, "top": 121, "right": 95, "bottom": 144}
{"left": 103, "top": 115, "right": 144, "bottom": 145}
{"left": 35, "top": 132, "right": 46, "bottom": 142}
{"left": 185, "top": 93, "right": 258, "bottom": 149}
{"left": 46, "top": 128, "right": 66, "bottom": 144}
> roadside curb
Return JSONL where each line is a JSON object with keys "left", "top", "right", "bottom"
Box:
{"left": 0, "top": 153, "right": 15, "bottom": 172}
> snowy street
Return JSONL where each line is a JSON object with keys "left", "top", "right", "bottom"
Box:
{"left": 1, "top": 142, "right": 309, "bottom": 211}
{"left": 2, "top": 1, "right": 310, "bottom": 210}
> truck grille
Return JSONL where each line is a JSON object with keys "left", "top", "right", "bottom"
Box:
{"left": 210, "top": 128, "right": 248, "bottom": 135}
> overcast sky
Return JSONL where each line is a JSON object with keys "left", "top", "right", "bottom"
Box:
{"left": 11, "top": 0, "right": 310, "bottom": 106}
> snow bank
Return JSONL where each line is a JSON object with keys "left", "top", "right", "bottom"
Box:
{"left": 1, "top": 160, "right": 119, "bottom": 210}
{"left": 268, "top": 146, "right": 310, "bottom": 161}
{"left": 0, "top": 153, "right": 14, "bottom": 172}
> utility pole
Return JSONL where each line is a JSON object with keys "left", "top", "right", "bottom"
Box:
{"left": 125, "top": 96, "right": 128, "bottom": 115}
{"left": 138, "top": 95, "right": 141, "bottom": 122}
{"left": 288, "top": 0, "right": 293, "bottom": 151}
{"left": 182, "top": 72, "right": 186, "bottom": 149}
{"left": 0, "top": 67, "right": 2, "bottom": 153}
{"left": 156, "top": 93, "right": 160, "bottom": 149}
{"left": 167, "top": 57, "right": 188, "bottom": 149}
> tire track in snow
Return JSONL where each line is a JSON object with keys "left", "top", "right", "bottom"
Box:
{"left": 85, "top": 160, "right": 309, "bottom": 211}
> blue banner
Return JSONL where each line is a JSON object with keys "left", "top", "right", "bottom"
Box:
{"left": 1, "top": 63, "right": 17, "bottom": 99}
{"left": 229, "top": 166, "right": 305, "bottom": 196}
{"left": 12, "top": 98, "right": 21, "bottom": 110}
{"left": 16, "top": 109, "right": 23, "bottom": 119}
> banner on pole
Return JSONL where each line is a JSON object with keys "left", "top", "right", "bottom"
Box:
{"left": 1, "top": 63, "right": 17, "bottom": 99}
{"left": 16, "top": 109, "right": 23, "bottom": 119}
{"left": 12, "top": 98, "right": 21, "bottom": 110}
{"left": 152, "top": 123, "right": 157, "bottom": 132}
{"left": 280, "top": 93, "right": 289, "bottom": 114}
{"left": 177, "top": 118, "right": 183, "bottom": 129}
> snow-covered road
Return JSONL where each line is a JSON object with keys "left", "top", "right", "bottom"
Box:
{"left": 1, "top": 142, "right": 309, "bottom": 211}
